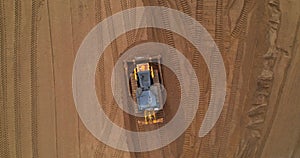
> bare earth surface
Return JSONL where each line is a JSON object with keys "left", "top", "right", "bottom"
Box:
{"left": 0, "top": 0, "right": 300, "bottom": 158}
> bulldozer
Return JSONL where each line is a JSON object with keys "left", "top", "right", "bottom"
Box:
{"left": 124, "top": 56, "right": 164, "bottom": 125}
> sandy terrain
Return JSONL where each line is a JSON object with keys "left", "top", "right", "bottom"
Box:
{"left": 0, "top": 0, "right": 300, "bottom": 158}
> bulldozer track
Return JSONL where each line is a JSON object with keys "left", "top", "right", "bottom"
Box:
{"left": 231, "top": 0, "right": 254, "bottom": 38}
{"left": 95, "top": 0, "right": 102, "bottom": 24}
{"left": 94, "top": 0, "right": 107, "bottom": 110}
{"left": 191, "top": 53, "right": 207, "bottom": 158}
{"left": 153, "top": 69, "right": 160, "bottom": 84}
{"left": 179, "top": 0, "right": 191, "bottom": 16}
{"left": 212, "top": 0, "right": 227, "bottom": 156}
{"left": 195, "top": 1, "right": 223, "bottom": 157}
{"left": 97, "top": 56, "right": 106, "bottom": 109}
{"left": 154, "top": 1, "right": 183, "bottom": 157}
{"left": 94, "top": 0, "right": 111, "bottom": 157}
{"left": 95, "top": 101, "right": 123, "bottom": 158}
{"left": 133, "top": 112, "right": 167, "bottom": 158}
{"left": 215, "top": 0, "right": 224, "bottom": 52}
{"left": 192, "top": 1, "right": 206, "bottom": 157}
{"left": 94, "top": 1, "right": 125, "bottom": 157}
{"left": 196, "top": 0, "right": 204, "bottom": 23}
{"left": 157, "top": 0, "right": 175, "bottom": 48}
{"left": 103, "top": 0, "right": 119, "bottom": 63}
{"left": 0, "top": 0, "right": 9, "bottom": 157}
{"left": 217, "top": 31, "right": 246, "bottom": 158}
{"left": 182, "top": 56, "right": 200, "bottom": 158}
{"left": 156, "top": 110, "right": 170, "bottom": 158}
{"left": 217, "top": 0, "right": 254, "bottom": 156}
{"left": 176, "top": 1, "right": 201, "bottom": 157}
{"left": 128, "top": 0, "right": 137, "bottom": 43}
{"left": 181, "top": 67, "right": 195, "bottom": 153}
{"left": 94, "top": 1, "right": 138, "bottom": 157}
{"left": 120, "top": 0, "right": 136, "bottom": 45}
{"left": 181, "top": 83, "right": 197, "bottom": 158}
{"left": 208, "top": 1, "right": 228, "bottom": 156}
{"left": 135, "top": 122, "right": 149, "bottom": 158}
{"left": 130, "top": 74, "right": 138, "bottom": 103}
{"left": 13, "top": 0, "right": 22, "bottom": 157}
{"left": 30, "top": 1, "right": 39, "bottom": 157}
{"left": 155, "top": 0, "right": 197, "bottom": 157}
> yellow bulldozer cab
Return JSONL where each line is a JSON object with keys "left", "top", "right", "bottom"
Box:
{"left": 134, "top": 63, "right": 154, "bottom": 80}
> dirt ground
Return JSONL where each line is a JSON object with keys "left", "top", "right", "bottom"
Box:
{"left": 1, "top": 0, "right": 300, "bottom": 158}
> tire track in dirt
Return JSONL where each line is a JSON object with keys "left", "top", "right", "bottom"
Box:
{"left": 192, "top": 1, "right": 207, "bottom": 157}
{"left": 197, "top": 1, "right": 217, "bottom": 157}
{"left": 0, "top": 0, "right": 9, "bottom": 157}
{"left": 94, "top": 0, "right": 124, "bottom": 157}
{"left": 218, "top": 0, "right": 255, "bottom": 157}
{"left": 192, "top": 49, "right": 208, "bottom": 158}
{"left": 217, "top": 38, "right": 246, "bottom": 158}
{"left": 93, "top": 1, "right": 107, "bottom": 157}
{"left": 154, "top": 1, "right": 181, "bottom": 157}
{"left": 135, "top": 121, "right": 148, "bottom": 158}
{"left": 68, "top": 1, "right": 82, "bottom": 157}
{"left": 176, "top": 1, "right": 214, "bottom": 157}
{"left": 13, "top": 0, "right": 22, "bottom": 157}
{"left": 94, "top": 0, "right": 107, "bottom": 110}
{"left": 156, "top": 109, "right": 173, "bottom": 158}
{"left": 174, "top": 1, "right": 199, "bottom": 157}
{"left": 154, "top": 1, "right": 198, "bottom": 157}
{"left": 217, "top": 27, "right": 246, "bottom": 158}
{"left": 30, "top": 0, "right": 39, "bottom": 157}
{"left": 120, "top": 0, "right": 135, "bottom": 45}
{"left": 45, "top": 0, "right": 59, "bottom": 157}
{"left": 213, "top": 0, "right": 227, "bottom": 157}
{"left": 208, "top": 0, "right": 226, "bottom": 154}
{"left": 210, "top": 0, "right": 237, "bottom": 157}
{"left": 103, "top": 0, "right": 119, "bottom": 63}
{"left": 47, "top": 0, "right": 81, "bottom": 156}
